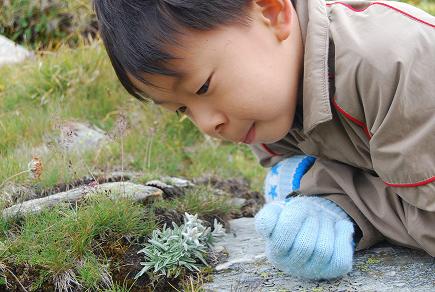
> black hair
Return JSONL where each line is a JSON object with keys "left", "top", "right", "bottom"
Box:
{"left": 93, "top": 0, "right": 255, "bottom": 101}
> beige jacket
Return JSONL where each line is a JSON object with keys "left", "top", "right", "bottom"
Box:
{"left": 250, "top": 0, "right": 435, "bottom": 255}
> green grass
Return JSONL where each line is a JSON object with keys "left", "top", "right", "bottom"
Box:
{"left": 0, "top": 177, "right": 231, "bottom": 291}
{"left": 0, "top": 185, "right": 237, "bottom": 290}
{"left": 0, "top": 42, "right": 265, "bottom": 201}
{"left": 402, "top": 0, "right": 435, "bottom": 15}
{"left": 418, "top": 1, "right": 435, "bottom": 15}
{"left": 0, "top": 193, "right": 157, "bottom": 290}
{"left": 153, "top": 185, "right": 238, "bottom": 219}
{"left": 76, "top": 253, "right": 110, "bottom": 290}
{"left": 0, "top": 46, "right": 252, "bottom": 284}
{"left": 0, "top": 35, "right": 263, "bottom": 290}
{"left": 0, "top": 0, "right": 96, "bottom": 49}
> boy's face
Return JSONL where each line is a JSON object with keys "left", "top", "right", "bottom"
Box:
{"left": 130, "top": 0, "right": 303, "bottom": 144}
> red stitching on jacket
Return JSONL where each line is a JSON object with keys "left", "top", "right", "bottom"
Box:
{"left": 331, "top": 96, "right": 372, "bottom": 140}
{"left": 384, "top": 176, "right": 435, "bottom": 187}
{"left": 333, "top": 97, "right": 434, "bottom": 187}
{"left": 261, "top": 144, "right": 279, "bottom": 156}
{"left": 326, "top": 2, "right": 435, "bottom": 28}
{"left": 327, "top": 2, "right": 434, "bottom": 188}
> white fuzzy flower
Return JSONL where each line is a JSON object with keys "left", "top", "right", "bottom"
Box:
{"left": 184, "top": 212, "right": 199, "bottom": 225}
{"left": 184, "top": 212, "right": 207, "bottom": 232}
{"left": 212, "top": 219, "right": 225, "bottom": 238}
{"left": 182, "top": 226, "right": 202, "bottom": 247}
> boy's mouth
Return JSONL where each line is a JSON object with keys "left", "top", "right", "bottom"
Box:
{"left": 242, "top": 123, "right": 256, "bottom": 144}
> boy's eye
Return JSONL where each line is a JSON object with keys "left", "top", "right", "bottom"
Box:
{"left": 196, "top": 76, "right": 211, "bottom": 95}
{"left": 176, "top": 106, "right": 187, "bottom": 117}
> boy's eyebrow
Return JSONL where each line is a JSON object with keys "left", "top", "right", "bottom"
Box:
{"left": 152, "top": 71, "right": 190, "bottom": 105}
{"left": 136, "top": 69, "right": 192, "bottom": 105}
{"left": 152, "top": 99, "right": 167, "bottom": 105}
{"left": 172, "top": 70, "right": 190, "bottom": 90}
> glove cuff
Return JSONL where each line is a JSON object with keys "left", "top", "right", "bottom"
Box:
{"left": 287, "top": 196, "right": 351, "bottom": 222}
{"left": 264, "top": 155, "right": 316, "bottom": 202}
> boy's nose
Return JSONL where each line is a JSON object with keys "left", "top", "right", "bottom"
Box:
{"left": 192, "top": 107, "right": 226, "bottom": 138}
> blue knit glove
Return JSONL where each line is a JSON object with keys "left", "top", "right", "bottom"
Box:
{"left": 264, "top": 155, "right": 316, "bottom": 203}
{"left": 255, "top": 196, "right": 355, "bottom": 279}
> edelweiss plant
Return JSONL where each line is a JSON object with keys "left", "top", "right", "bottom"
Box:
{"left": 135, "top": 212, "right": 225, "bottom": 280}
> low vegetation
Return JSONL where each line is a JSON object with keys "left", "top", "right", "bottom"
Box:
{"left": 0, "top": 37, "right": 259, "bottom": 290}
{"left": 0, "top": 0, "right": 97, "bottom": 49}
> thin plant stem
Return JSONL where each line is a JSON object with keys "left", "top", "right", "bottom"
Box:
{"left": 121, "top": 134, "right": 126, "bottom": 196}
{"left": 168, "top": 281, "right": 181, "bottom": 292}
{"left": 0, "top": 170, "right": 30, "bottom": 189}
{"left": 5, "top": 266, "right": 29, "bottom": 292}
{"left": 121, "top": 135, "right": 124, "bottom": 181}
{"left": 83, "top": 162, "right": 97, "bottom": 184}
{"left": 146, "top": 136, "right": 153, "bottom": 169}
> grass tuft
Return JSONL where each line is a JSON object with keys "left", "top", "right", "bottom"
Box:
{"left": 152, "top": 185, "right": 238, "bottom": 220}
{"left": 1, "top": 193, "right": 156, "bottom": 284}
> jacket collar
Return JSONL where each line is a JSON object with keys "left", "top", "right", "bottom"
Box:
{"left": 295, "top": 0, "right": 333, "bottom": 134}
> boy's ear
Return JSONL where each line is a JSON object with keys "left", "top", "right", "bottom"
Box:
{"left": 255, "top": 0, "right": 292, "bottom": 41}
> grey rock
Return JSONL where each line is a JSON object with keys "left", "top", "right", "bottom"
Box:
{"left": 146, "top": 179, "right": 185, "bottom": 198}
{"left": 145, "top": 176, "right": 196, "bottom": 198}
{"left": 212, "top": 217, "right": 266, "bottom": 271}
{"left": 229, "top": 198, "right": 247, "bottom": 208}
{"left": 57, "top": 121, "right": 107, "bottom": 153}
{"left": 161, "top": 176, "right": 195, "bottom": 188}
{"left": 0, "top": 35, "right": 33, "bottom": 66}
{"left": 2, "top": 182, "right": 162, "bottom": 219}
{"left": 204, "top": 218, "right": 435, "bottom": 292}
{"left": 31, "top": 122, "right": 108, "bottom": 157}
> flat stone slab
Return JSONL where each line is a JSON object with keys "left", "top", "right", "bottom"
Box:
{"left": 204, "top": 218, "right": 435, "bottom": 291}
{"left": 0, "top": 35, "right": 33, "bottom": 66}
{"left": 2, "top": 182, "right": 163, "bottom": 219}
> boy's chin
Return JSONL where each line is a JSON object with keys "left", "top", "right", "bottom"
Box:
{"left": 265, "top": 126, "right": 293, "bottom": 144}
{"left": 258, "top": 132, "right": 289, "bottom": 145}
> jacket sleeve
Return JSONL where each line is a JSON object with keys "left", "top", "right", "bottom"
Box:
{"left": 332, "top": 1, "right": 435, "bottom": 211}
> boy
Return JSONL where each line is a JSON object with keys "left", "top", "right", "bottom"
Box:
{"left": 93, "top": 0, "right": 435, "bottom": 280}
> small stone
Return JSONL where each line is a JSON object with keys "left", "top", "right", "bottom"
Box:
{"left": 262, "top": 280, "right": 275, "bottom": 287}
{"left": 145, "top": 180, "right": 184, "bottom": 197}
{"left": 161, "top": 176, "right": 194, "bottom": 188}
{"left": 385, "top": 271, "right": 396, "bottom": 277}
{"left": 229, "top": 197, "right": 247, "bottom": 207}
{"left": 394, "top": 283, "right": 406, "bottom": 287}
{"left": 349, "top": 271, "right": 362, "bottom": 277}
{"left": 0, "top": 35, "right": 33, "bottom": 66}
{"left": 212, "top": 245, "right": 225, "bottom": 253}
{"left": 254, "top": 253, "right": 266, "bottom": 260}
